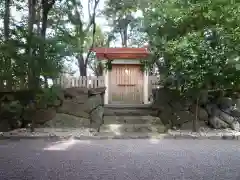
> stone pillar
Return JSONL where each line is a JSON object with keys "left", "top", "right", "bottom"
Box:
{"left": 143, "top": 70, "right": 149, "bottom": 104}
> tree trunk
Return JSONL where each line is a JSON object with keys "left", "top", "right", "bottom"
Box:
{"left": 192, "top": 96, "right": 199, "bottom": 132}
{"left": 40, "top": 0, "right": 56, "bottom": 88}
{"left": 77, "top": 54, "right": 87, "bottom": 76}
{"left": 96, "top": 62, "right": 103, "bottom": 76}
{"left": 4, "top": 0, "right": 12, "bottom": 90}
{"left": 120, "top": 31, "right": 124, "bottom": 47}
{"left": 44, "top": 77, "right": 48, "bottom": 88}
{"left": 27, "top": 0, "right": 37, "bottom": 90}
{"left": 19, "top": 77, "right": 26, "bottom": 89}
{"left": 123, "top": 28, "right": 128, "bottom": 47}
{"left": 27, "top": 0, "right": 37, "bottom": 132}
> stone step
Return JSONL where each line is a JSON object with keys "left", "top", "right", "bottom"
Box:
{"left": 105, "top": 104, "right": 152, "bottom": 109}
{"left": 104, "top": 104, "right": 157, "bottom": 116}
{"left": 103, "top": 116, "right": 162, "bottom": 124}
{"left": 99, "top": 124, "right": 166, "bottom": 133}
{"left": 104, "top": 108, "right": 157, "bottom": 116}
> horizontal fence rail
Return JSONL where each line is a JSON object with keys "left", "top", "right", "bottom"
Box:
{"left": 54, "top": 75, "right": 160, "bottom": 95}
{"left": 54, "top": 76, "right": 105, "bottom": 88}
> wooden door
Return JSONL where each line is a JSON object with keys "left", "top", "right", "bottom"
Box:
{"left": 109, "top": 64, "right": 143, "bottom": 104}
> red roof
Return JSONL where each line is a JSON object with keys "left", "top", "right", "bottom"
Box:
{"left": 92, "top": 47, "right": 149, "bottom": 60}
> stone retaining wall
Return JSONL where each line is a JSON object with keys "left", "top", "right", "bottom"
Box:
{"left": 151, "top": 88, "right": 240, "bottom": 131}
{"left": 0, "top": 87, "right": 105, "bottom": 132}
{"left": 52, "top": 87, "right": 105, "bottom": 130}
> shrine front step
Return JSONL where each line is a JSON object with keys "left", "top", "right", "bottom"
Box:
{"left": 104, "top": 108, "right": 157, "bottom": 116}
{"left": 103, "top": 115, "right": 161, "bottom": 124}
{"left": 104, "top": 104, "right": 157, "bottom": 116}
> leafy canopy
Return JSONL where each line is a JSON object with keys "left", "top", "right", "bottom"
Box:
{"left": 144, "top": 0, "right": 240, "bottom": 92}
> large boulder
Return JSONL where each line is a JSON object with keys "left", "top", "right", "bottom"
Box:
{"left": 218, "top": 97, "right": 233, "bottom": 110}
{"left": 152, "top": 88, "right": 177, "bottom": 106}
{"left": 0, "top": 100, "right": 23, "bottom": 130}
{"left": 190, "top": 105, "right": 209, "bottom": 122}
{"left": 23, "top": 108, "right": 56, "bottom": 125}
{"left": 0, "top": 120, "right": 11, "bottom": 132}
{"left": 63, "top": 87, "right": 89, "bottom": 98}
{"left": 209, "top": 116, "right": 229, "bottom": 129}
{"left": 214, "top": 108, "right": 235, "bottom": 125}
{"left": 57, "top": 100, "right": 90, "bottom": 118}
{"left": 86, "top": 95, "right": 103, "bottom": 112}
{"left": 157, "top": 104, "right": 173, "bottom": 126}
{"left": 198, "top": 90, "right": 209, "bottom": 106}
{"left": 181, "top": 120, "right": 208, "bottom": 130}
{"left": 236, "top": 98, "right": 240, "bottom": 109}
{"left": 152, "top": 87, "right": 240, "bottom": 131}
{"left": 89, "top": 87, "right": 106, "bottom": 96}
{"left": 206, "top": 104, "right": 218, "bottom": 116}
{"left": 55, "top": 87, "right": 105, "bottom": 130}
{"left": 90, "top": 106, "right": 104, "bottom": 129}
{"left": 152, "top": 88, "right": 195, "bottom": 129}
{"left": 231, "top": 120, "right": 240, "bottom": 131}
{"left": 209, "top": 106, "right": 240, "bottom": 131}
{"left": 43, "top": 113, "right": 90, "bottom": 128}
{"left": 170, "top": 101, "right": 183, "bottom": 111}
{"left": 172, "top": 110, "right": 195, "bottom": 127}
{"left": 231, "top": 109, "right": 240, "bottom": 118}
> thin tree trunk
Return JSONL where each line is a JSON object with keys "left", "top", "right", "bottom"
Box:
{"left": 19, "top": 77, "right": 26, "bottom": 89}
{"left": 27, "top": 0, "right": 37, "bottom": 90}
{"left": 30, "top": 0, "right": 56, "bottom": 132}
{"left": 44, "top": 77, "right": 48, "bottom": 88}
{"left": 120, "top": 31, "right": 124, "bottom": 47}
{"left": 4, "top": 0, "right": 12, "bottom": 90}
{"left": 27, "top": 0, "right": 37, "bottom": 132}
{"left": 36, "top": 1, "right": 41, "bottom": 36}
{"left": 123, "top": 28, "right": 128, "bottom": 47}
{"left": 77, "top": 54, "right": 87, "bottom": 76}
{"left": 40, "top": 0, "right": 56, "bottom": 89}
{"left": 78, "top": 0, "right": 98, "bottom": 77}
{"left": 193, "top": 96, "right": 199, "bottom": 132}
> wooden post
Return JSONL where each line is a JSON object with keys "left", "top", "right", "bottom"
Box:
{"left": 143, "top": 70, "right": 149, "bottom": 104}
{"left": 103, "top": 60, "right": 109, "bottom": 104}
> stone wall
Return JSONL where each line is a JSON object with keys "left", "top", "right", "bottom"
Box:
{"left": 151, "top": 88, "right": 240, "bottom": 131}
{"left": 46, "top": 87, "right": 105, "bottom": 131}
{"left": 0, "top": 87, "right": 105, "bottom": 132}
{"left": 0, "top": 89, "right": 60, "bottom": 131}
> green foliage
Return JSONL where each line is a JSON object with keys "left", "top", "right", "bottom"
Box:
{"left": 104, "top": 60, "right": 113, "bottom": 71}
{"left": 87, "top": 26, "right": 109, "bottom": 76}
{"left": 54, "top": 0, "right": 100, "bottom": 76}
{"left": 142, "top": 0, "right": 240, "bottom": 132}
{"left": 144, "top": 0, "right": 240, "bottom": 94}
{"left": 1, "top": 100, "right": 22, "bottom": 114}
{"left": 103, "top": 0, "right": 146, "bottom": 47}
{"left": 35, "top": 86, "right": 61, "bottom": 109}
{"left": 0, "top": 0, "right": 66, "bottom": 90}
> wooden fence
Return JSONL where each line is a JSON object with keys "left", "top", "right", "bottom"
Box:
{"left": 54, "top": 76, "right": 105, "bottom": 88}
{"left": 148, "top": 75, "right": 161, "bottom": 98}
{"left": 54, "top": 75, "right": 160, "bottom": 99}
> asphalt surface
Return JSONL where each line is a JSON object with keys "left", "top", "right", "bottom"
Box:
{"left": 0, "top": 139, "right": 240, "bottom": 180}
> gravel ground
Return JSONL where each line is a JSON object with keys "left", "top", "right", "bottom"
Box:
{"left": 2, "top": 128, "right": 240, "bottom": 140}
{"left": 0, "top": 139, "right": 240, "bottom": 179}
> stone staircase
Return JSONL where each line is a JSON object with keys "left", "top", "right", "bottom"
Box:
{"left": 99, "top": 104, "right": 166, "bottom": 137}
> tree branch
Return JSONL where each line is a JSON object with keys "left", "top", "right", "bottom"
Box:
{"left": 84, "top": 0, "right": 100, "bottom": 34}
{"left": 88, "top": 0, "right": 92, "bottom": 20}
{"left": 67, "top": 0, "right": 83, "bottom": 31}
{"left": 84, "top": 0, "right": 99, "bottom": 66}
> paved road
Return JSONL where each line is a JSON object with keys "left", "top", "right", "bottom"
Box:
{"left": 0, "top": 139, "right": 240, "bottom": 180}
